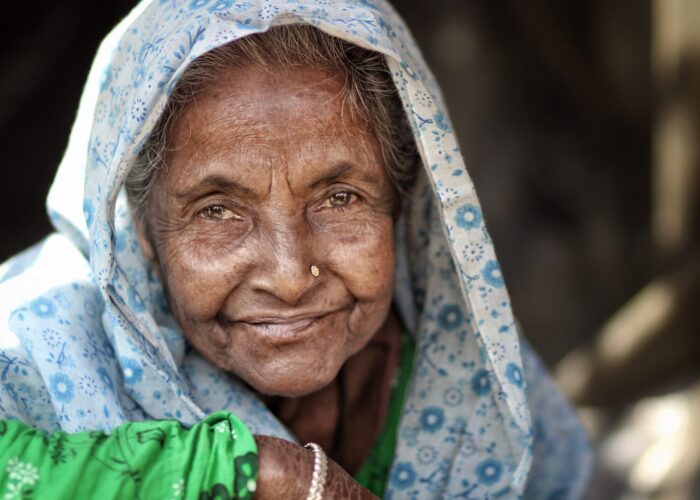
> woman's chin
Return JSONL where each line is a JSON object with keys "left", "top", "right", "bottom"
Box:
{"left": 244, "top": 366, "right": 340, "bottom": 398}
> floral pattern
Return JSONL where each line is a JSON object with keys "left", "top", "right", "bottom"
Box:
{"left": 0, "top": 412, "right": 256, "bottom": 499}
{"left": 0, "top": 0, "right": 591, "bottom": 498}
{"left": 3, "top": 458, "right": 39, "bottom": 500}
{"left": 48, "top": 373, "right": 75, "bottom": 403}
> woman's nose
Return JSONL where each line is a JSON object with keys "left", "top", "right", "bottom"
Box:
{"left": 249, "top": 221, "right": 317, "bottom": 305}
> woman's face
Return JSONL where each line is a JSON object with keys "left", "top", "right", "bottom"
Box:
{"left": 140, "top": 63, "right": 397, "bottom": 397}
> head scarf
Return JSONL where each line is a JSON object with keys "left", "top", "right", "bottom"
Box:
{"left": 0, "top": 1, "right": 591, "bottom": 497}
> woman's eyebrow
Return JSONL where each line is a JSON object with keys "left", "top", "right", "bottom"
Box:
{"left": 174, "top": 175, "right": 259, "bottom": 201}
{"left": 309, "top": 162, "right": 378, "bottom": 189}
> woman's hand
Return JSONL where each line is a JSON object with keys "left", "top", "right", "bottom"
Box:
{"left": 254, "top": 435, "right": 377, "bottom": 499}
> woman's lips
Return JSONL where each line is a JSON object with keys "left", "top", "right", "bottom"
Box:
{"left": 235, "top": 312, "right": 334, "bottom": 345}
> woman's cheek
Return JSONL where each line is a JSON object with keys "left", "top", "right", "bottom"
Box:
{"left": 331, "top": 216, "right": 395, "bottom": 355}
{"left": 324, "top": 212, "right": 396, "bottom": 299}
{"left": 157, "top": 229, "right": 247, "bottom": 321}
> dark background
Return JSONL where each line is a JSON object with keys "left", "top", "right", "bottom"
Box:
{"left": 2, "top": 2, "right": 699, "bottom": 498}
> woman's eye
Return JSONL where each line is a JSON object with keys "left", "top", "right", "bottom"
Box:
{"left": 324, "top": 191, "right": 356, "bottom": 209}
{"left": 199, "top": 204, "right": 239, "bottom": 221}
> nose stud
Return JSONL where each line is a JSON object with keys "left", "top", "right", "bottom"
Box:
{"left": 310, "top": 265, "right": 320, "bottom": 277}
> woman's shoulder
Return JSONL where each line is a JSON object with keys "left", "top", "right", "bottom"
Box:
{"left": 0, "top": 233, "right": 112, "bottom": 431}
{"left": 0, "top": 233, "right": 93, "bottom": 318}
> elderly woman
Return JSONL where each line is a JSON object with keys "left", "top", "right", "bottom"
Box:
{"left": 0, "top": 0, "right": 590, "bottom": 498}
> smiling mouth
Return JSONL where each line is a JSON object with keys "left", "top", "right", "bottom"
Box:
{"left": 235, "top": 311, "right": 336, "bottom": 345}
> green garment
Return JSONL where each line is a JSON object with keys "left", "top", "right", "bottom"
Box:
{"left": 0, "top": 336, "right": 414, "bottom": 500}
{"left": 355, "top": 332, "right": 416, "bottom": 498}
{"left": 0, "top": 411, "right": 257, "bottom": 499}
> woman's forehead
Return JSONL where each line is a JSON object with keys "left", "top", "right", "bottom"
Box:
{"left": 161, "top": 64, "right": 384, "bottom": 196}
{"left": 169, "top": 64, "right": 366, "bottom": 150}
{"left": 196, "top": 63, "right": 347, "bottom": 117}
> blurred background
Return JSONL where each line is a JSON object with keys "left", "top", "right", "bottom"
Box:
{"left": 1, "top": 1, "right": 698, "bottom": 498}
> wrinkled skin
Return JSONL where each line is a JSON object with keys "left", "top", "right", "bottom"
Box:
{"left": 255, "top": 435, "right": 376, "bottom": 499}
{"left": 138, "top": 63, "right": 394, "bottom": 498}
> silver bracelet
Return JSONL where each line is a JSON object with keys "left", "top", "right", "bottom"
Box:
{"left": 304, "top": 442, "right": 327, "bottom": 500}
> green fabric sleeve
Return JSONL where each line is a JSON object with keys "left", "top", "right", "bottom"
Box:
{"left": 0, "top": 411, "right": 258, "bottom": 499}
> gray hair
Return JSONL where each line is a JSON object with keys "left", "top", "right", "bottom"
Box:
{"left": 126, "top": 24, "right": 418, "bottom": 216}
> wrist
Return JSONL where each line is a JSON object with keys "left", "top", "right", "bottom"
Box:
{"left": 254, "top": 435, "right": 311, "bottom": 499}
{"left": 254, "top": 435, "right": 377, "bottom": 500}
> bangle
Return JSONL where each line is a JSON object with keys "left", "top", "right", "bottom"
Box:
{"left": 304, "top": 442, "right": 327, "bottom": 500}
